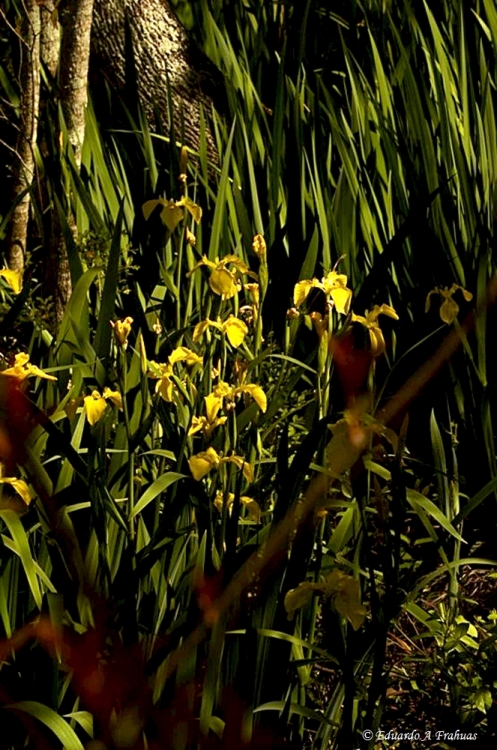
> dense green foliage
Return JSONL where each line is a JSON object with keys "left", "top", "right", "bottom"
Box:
{"left": 1, "top": 1, "right": 497, "bottom": 748}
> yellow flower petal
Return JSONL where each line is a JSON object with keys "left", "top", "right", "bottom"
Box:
{"left": 237, "top": 384, "right": 267, "bottom": 413}
{"left": 0, "top": 477, "right": 33, "bottom": 505}
{"left": 323, "top": 570, "right": 367, "bottom": 631}
{"left": 375, "top": 303, "right": 399, "bottom": 321}
{"left": 156, "top": 375, "right": 175, "bottom": 402}
{"left": 186, "top": 227, "right": 197, "bottom": 246}
{"left": 213, "top": 381, "right": 234, "bottom": 398}
{"left": 188, "top": 447, "right": 220, "bottom": 480}
{"left": 293, "top": 280, "right": 314, "bottom": 308}
{"left": 241, "top": 496, "right": 261, "bottom": 522}
{"left": 22, "top": 363, "right": 57, "bottom": 381}
{"left": 321, "top": 271, "right": 347, "bottom": 293}
{"left": 0, "top": 269, "right": 22, "bottom": 294}
{"left": 210, "top": 267, "right": 239, "bottom": 298}
{"left": 180, "top": 196, "right": 203, "bottom": 224}
{"left": 310, "top": 312, "right": 328, "bottom": 341}
{"left": 223, "top": 316, "right": 248, "bottom": 347}
{"left": 369, "top": 327, "right": 385, "bottom": 357}
{"left": 188, "top": 416, "right": 208, "bottom": 436}
{"left": 193, "top": 320, "right": 212, "bottom": 342}
{"left": 214, "top": 490, "right": 233, "bottom": 513}
{"left": 439, "top": 297, "right": 459, "bottom": 325}
{"left": 159, "top": 201, "right": 184, "bottom": 232}
{"left": 168, "top": 347, "right": 203, "bottom": 366}
{"left": 204, "top": 393, "right": 223, "bottom": 423}
{"left": 330, "top": 285, "right": 352, "bottom": 315}
{"left": 103, "top": 387, "right": 123, "bottom": 410}
{"left": 213, "top": 492, "right": 259, "bottom": 520}
{"left": 84, "top": 391, "right": 107, "bottom": 426}
{"left": 225, "top": 455, "right": 254, "bottom": 483}
{"left": 0, "top": 353, "right": 57, "bottom": 381}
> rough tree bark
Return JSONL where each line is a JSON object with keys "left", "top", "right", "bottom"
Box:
{"left": 43, "top": 0, "right": 95, "bottom": 325}
{"left": 40, "top": 1, "right": 60, "bottom": 80}
{"left": 6, "top": 1, "right": 41, "bottom": 274}
{"left": 90, "top": 0, "right": 223, "bottom": 160}
{"left": 60, "top": 0, "right": 95, "bottom": 166}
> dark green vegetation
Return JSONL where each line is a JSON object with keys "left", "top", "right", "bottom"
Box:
{"left": 1, "top": 1, "right": 497, "bottom": 748}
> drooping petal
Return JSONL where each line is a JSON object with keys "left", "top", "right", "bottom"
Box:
{"left": 156, "top": 375, "right": 176, "bottom": 402}
{"left": 330, "top": 285, "right": 352, "bottom": 315}
{"left": 209, "top": 267, "right": 239, "bottom": 298}
{"left": 223, "top": 316, "right": 248, "bottom": 347}
{"left": 204, "top": 393, "right": 223, "bottom": 423}
{"left": 368, "top": 327, "right": 386, "bottom": 357}
{"left": 293, "top": 280, "right": 314, "bottom": 308}
{"left": 188, "top": 447, "right": 220, "bottom": 480}
{"left": 84, "top": 391, "right": 107, "bottom": 426}
{"left": 241, "top": 496, "right": 261, "bottom": 522}
{"left": 237, "top": 384, "right": 267, "bottom": 412}
{"left": 179, "top": 196, "right": 202, "bottom": 224}
{"left": 284, "top": 582, "right": 316, "bottom": 617}
{"left": 188, "top": 454, "right": 214, "bottom": 481}
{"left": 224, "top": 454, "right": 254, "bottom": 482}
{"left": 439, "top": 296, "right": 459, "bottom": 325}
{"left": 159, "top": 201, "right": 184, "bottom": 232}
{"left": 323, "top": 570, "right": 366, "bottom": 631}
{"left": 24, "top": 364, "right": 57, "bottom": 381}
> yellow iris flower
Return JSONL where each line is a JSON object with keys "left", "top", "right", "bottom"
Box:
{"left": 84, "top": 387, "right": 124, "bottom": 426}
{"left": 193, "top": 314, "right": 248, "bottom": 348}
{"left": 188, "top": 392, "right": 228, "bottom": 438}
{"left": 212, "top": 380, "right": 267, "bottom": 413}
{"left": 110, "top": 317, "right": 133, "bottom": 349}
{"left": 188, "top": 254, "right": 258, "bottom": 299}
{"left": 294, "top": 270, "right": 352, "bottom": 314}
{"left": 148, "top": 347, "right": 203, "bottom": 403}
{"left": 188, "top": 446, "right": 254, "bottom": 482}
{"left": 350, "top": 304, "right": 399, "bottom": 357}
{"left": 425, "top": 284, "right": 473, "bottom": 324}
{"left": 0, "top": 353, "right": 57, "bottom": 382}
{"left": 214, "top": 491, "right": 261, "bottom": 522}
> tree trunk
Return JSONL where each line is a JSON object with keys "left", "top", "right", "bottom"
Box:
{"left": 60, "top": 0, "right": 95, "bottom": 166}
{"left": 7, "top": 1, "right": 41, "bottom": 274}
{"left": 43, "top": 0, "right": 95, "bottom": 326}
{"left": 40, "top": 1, "right": 60, "bottom": 79}
{"left": 91, "top": 0, "right": 223, "bottom": 162}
